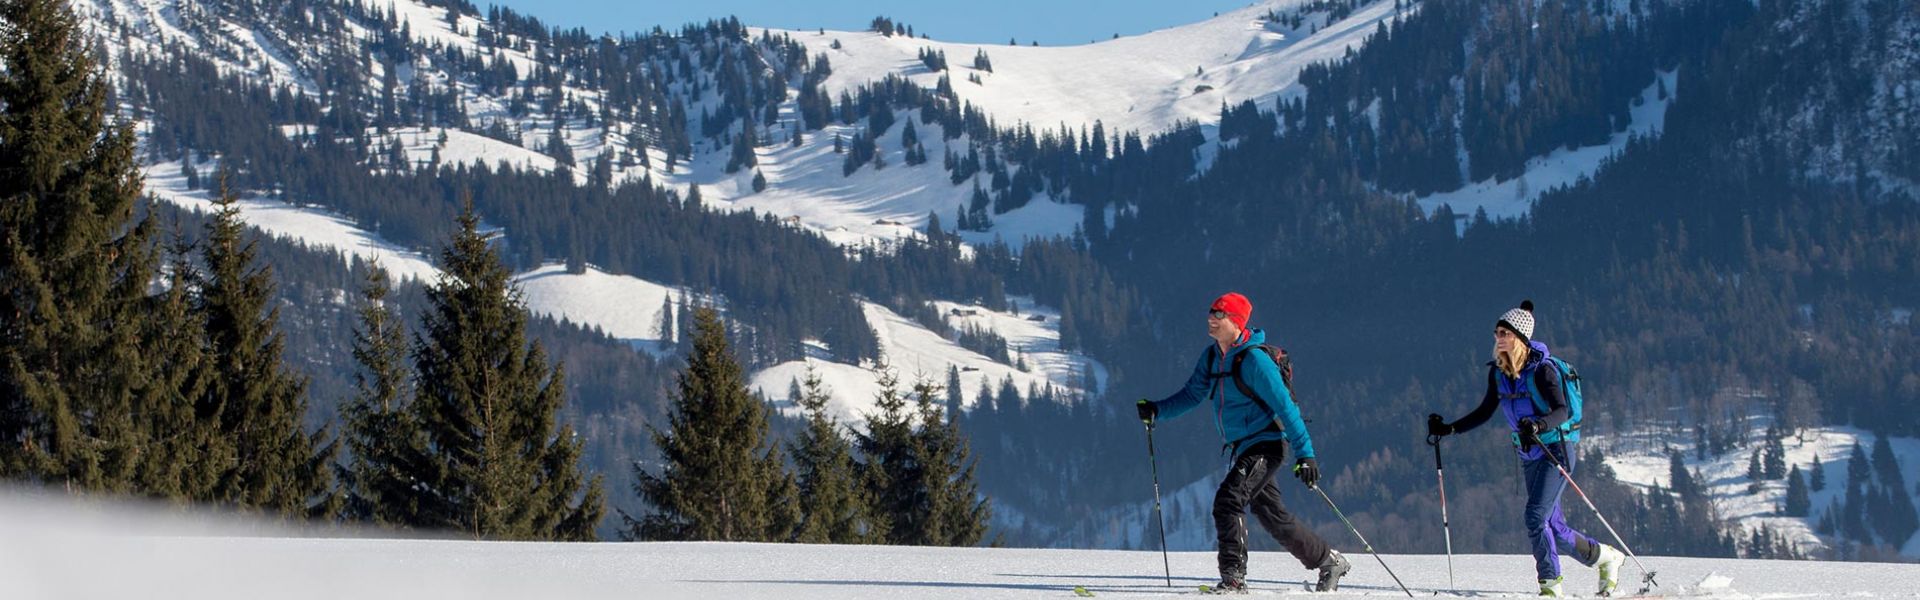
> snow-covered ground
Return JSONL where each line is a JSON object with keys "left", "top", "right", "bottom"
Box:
{"left": 511, "top": 263, "right": 688, "bottom": 358}
{"left": 4, "top": 490, "right": 1917, "bottom": 600}
{"left": 1591, "top": 425, "right": 1920, "bottom": 560}
{"left": 1417, "top": 70, "right": 1679, "bottom": 231}
{"left": 143, "top": 159, "right": 443, "bottom": 283}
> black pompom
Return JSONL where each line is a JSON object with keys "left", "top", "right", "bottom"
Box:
{"left": 1519, "top": 299, "right": 1534, "bottom": 312}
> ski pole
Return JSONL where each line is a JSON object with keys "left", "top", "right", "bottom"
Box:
{"left": 1309, "top": 483, "right": 1415, "bottom": 597}
{"left": 1528, "top": 432, "right": 1659, "bottom": 594}
{"left": 1144, "top": 421, "right": 1172, "bottom": 588}
{"left": 1428, "top": 435, "right": 1456, "bottom": 594}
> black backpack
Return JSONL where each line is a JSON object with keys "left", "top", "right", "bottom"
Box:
{"left": 1212, "top": 344, "right": 1304, "bottom": 425}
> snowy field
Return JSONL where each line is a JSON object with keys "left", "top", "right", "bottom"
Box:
{"left": 3, "top": 491, "right": 1917, "bottom": 600}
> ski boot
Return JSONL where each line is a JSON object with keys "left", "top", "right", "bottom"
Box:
{"left": 1315, "top": 550, "right": 1350, "bottom": 592}
{"left": 1538, "top": 576, "right": 1564, "bottom": 597}
{"left": 1594, "top": 544, "right": 1625, "bottom": 596}
{"left": 1203, "top": 576, "right": 1248, "bottom": 595}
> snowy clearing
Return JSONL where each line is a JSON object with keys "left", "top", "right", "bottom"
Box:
{"left": 3, "top": 490, "right": 1916, "bottom": 600}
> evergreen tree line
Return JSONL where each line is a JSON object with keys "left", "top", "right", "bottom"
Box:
{"left": 0, "top": 0, "right": 328, "bottom": 514}
{"left": 1808, "top": 438, "right": 1918, "bottom": 559}
{"left": 628, "top": 309, "right": 990, "bottom": 546}
{"left": 4, "top": 0, "right": 605, "bottom": 537}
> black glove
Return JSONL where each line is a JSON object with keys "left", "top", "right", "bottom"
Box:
{"left": 1293, "top": 457, "right": 1320, "bottom": 487}
{"left": 1426, "top": 413, "right": 1453, "bottom": 437}
{"left": 1136, "top": 399, "right": 1157, "bottom": 423}
{"left": 1517, "top": 418, "right": 1544, "bottom": 448}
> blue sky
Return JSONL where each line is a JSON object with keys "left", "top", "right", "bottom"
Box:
{"left": 479, "top": 0, "right": 1257, "bottom": 46}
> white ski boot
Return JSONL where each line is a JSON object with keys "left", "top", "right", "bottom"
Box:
{"left": 1594, "top": 543, "right": 1625, "bottom": 596}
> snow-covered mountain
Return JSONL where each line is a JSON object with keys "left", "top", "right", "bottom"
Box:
{"left": 79, "top": 0, "right": 1407, "bottom": 249}
{"left": 89, "top": 0, "right": 1385, "bottom": 420}
{"left": 5, "top": 489, "right": 1918, "bottom": 599}
{"left": 771, "top": 2, "right": 1398, "bottom": 147}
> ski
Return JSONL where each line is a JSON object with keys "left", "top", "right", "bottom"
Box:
{"left": 1194, "top": 584, "right": 1247, "bottom": 595}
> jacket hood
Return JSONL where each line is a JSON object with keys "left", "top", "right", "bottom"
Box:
{"left": 1225, "top": 328, "right": 1266, "bottom": 355}
{"left": 1524, "top": 340, "right": 1551, "bottom": 368}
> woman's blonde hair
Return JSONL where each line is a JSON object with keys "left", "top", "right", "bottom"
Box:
{"left": 1495, "top": 336, "right": 1530, "bottom": 379}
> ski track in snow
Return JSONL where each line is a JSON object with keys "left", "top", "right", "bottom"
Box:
{"left": 3, "top": 490, "right": 1917, "bottom": 600}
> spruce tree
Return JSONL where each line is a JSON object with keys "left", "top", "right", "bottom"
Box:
{"left": 910, "top": 378, "right": 990, "bottom": 546}
{"left": 338, "top": 266, "right": 433, "bottom": 526}
{"left": 788, "top": 366, "right": 881, "bottom": 544}
{"left": 1783, "top": 465, "right": 1810, "bottom": 517}
{"left": 1668, "top": 451, "right": 1699, "bottom": 501}
{"left": 653, "top": 294, "right": 674, "bottom": 351}
{"left": 629, "top": 307, "right": 795, "bottom": 542}
{"left": 855, "top": 364, "right": 916, "bottom": 544}
{"left": 413, "top": 199, "right": 604, "bottom": 540}
{"left": 0, "top": 0, "right": 157, "bottom": 492}
{"left": 133, "top": 231, "right": 212, "bottom": 500}
{"left": 1763, "top": 430, "right": 1786, "bottom": 480}
{"left": 1870, "top": 435, "right": 1904, "bottom": 489}
{"left": 1847, "top": 442, "right": 1871, "bottom": 490}
{"left": 1811, "top": 455, "right": 1826, "bottom": 491}
{"left": 197, "top": 179, "right": 336, "bottom": 517}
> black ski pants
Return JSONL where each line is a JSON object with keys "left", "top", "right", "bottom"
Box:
{"left": 1214, "top": 439, "right": 1330, "bottom": 580}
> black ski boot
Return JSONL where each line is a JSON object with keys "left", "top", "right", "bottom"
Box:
{"left": 1315, "top": 550, "right": 1351, "bottom": 592}
{"left": 1203, "top": 576, "right": 1248, "bottom": 595}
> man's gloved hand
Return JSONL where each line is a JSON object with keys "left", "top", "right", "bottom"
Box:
{"left": 1426, "top": 413, "right": 1453, "bottom": 437}
{"left": 1136, "top": 399, "right": 1157, "bottom": 424}
{"left": 1293, "top": 457, "right": 1320, "bottom": 487}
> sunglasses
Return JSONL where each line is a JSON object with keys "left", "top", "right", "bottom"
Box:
{"left": 1494, "top": 328, "right": 1515, "bottom": 339}
{"left": 1208, "top": 309, "right": 1231, "bottom": 320}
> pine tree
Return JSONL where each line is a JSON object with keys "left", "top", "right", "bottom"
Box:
{"left": 1668, "top": 451, "right": 1699, "bottom": 501}
{"left": 629, "top": 307, "right": 795, "bottom": 542}
{"left": 855, "top": 364, "right": 915, "bottom": 544}
{"left": 1811, "top": 455, "right": 1827, "bottom": 491}
{"left": 133, "top": 231, "right": 212, "bottom": 499}
{"left": 910, "top": 378, "right": 990, "bottom": 546}
{"left": 1783, "top": 465, "right": 1810, "bottom": 517}
{"left": 1847, "top": 442, "right": 1871, "bottom": 490}
{"left": 0, "top": 0, "right": 159, "bottom": 492}
{"left": 1870, "top": 435, "right": 1904, "bottom": 490}
{"left": 654, "top": 294, "right": 675, "bottom": 351}
{"left": 338, "top": 266, "right": 432, "bottom": 526}
{"left": 788, "top": 366, "right": 882, "bottom": 544}
{"left": 197, "top": 178, "right": 336, "bottom": 517}
{"left": 413, "top": 198, "right": 604, "bottom": 540}
{"left": 1763, "top": 429, "right": 1786, "bottom": 480}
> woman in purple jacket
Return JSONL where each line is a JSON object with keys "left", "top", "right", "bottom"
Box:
{"left": 1425, "top": 301, "right": 1625, "bottom": 598}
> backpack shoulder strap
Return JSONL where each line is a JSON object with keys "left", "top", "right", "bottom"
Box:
{"left": 1229, "top": 350, "right": 1257, "bottom": 398}
{"left": 1526, "top": 357, "right": 1574, "bottom": 433}
{"left": 1232, "top": 345, "right": 1304, "bottom": 424}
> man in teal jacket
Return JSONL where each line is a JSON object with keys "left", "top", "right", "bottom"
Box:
{"left": 1138, "top": 292, "right": 1348, "bottom": 593}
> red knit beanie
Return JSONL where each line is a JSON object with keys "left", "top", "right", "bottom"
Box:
{"left": 1211, "top": 292, "right": 1252, "bottom": 330}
